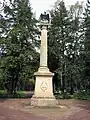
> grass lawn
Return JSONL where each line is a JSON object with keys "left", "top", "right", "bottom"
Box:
{"left": 0, "top": 90, "right": 34, "bottom": 98}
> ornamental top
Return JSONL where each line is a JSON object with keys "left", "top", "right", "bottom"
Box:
{"left": 40, "top": 12, "right": 49, "bottom": 23}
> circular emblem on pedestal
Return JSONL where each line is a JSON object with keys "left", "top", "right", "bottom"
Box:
{"left": 40, "top": 81, "right": 48, "bottom": 92}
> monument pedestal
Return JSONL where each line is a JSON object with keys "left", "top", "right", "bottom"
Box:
{"left": 31, "top": 67, "right": 57, "bottom": 106}
{"left": 31, "top": 22, "right": 57, "bottom": 107}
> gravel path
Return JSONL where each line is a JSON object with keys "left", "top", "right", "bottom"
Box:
{"left": 0, "top": 99, "right": 90, "bottom": 120}
{"left": 0, "top": 105, "right": 47, "bottom": 120}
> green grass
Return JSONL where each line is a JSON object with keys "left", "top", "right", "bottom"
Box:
{"left": 0, "top": 90, "right": 90, "bottom": 100}
{"left": 0, "top": 90, "right": 33, "bottom": 98}
{"left": 54, "top": 92, "right": 73, "bottom": 99}
{"left": 73, "top": 91, "right": 90, "bottom": 100}
{"left": 54, "top": 91, "right": 90, "bottom": 100}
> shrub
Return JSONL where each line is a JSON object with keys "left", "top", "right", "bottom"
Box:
{"left": 0, "top": 90, "right": 33, "bottom": 98}
{"left": 73, "top": 91, "right": 90, "bottom": 100}
{"left": 54, "top": 92, "right": 73, "bottom": 99}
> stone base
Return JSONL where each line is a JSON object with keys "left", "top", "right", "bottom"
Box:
{"left": 31, "top": 67, "right": 57, "bottom": 107}
{"left": 31, "top": 96, "right": 58, "bottom": 107}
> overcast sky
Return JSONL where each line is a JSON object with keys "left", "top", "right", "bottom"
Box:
{"left": 0, "top": 0, "right": 86, "bottom": 18}
{"left": 30, "top": 0, "right": 86, "bottom": 18}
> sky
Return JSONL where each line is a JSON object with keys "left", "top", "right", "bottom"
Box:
{"left": 30, "top": 0, "right": 86, "bottom": 18}
{"left": 0, "top": 0, "right": 86, "bottom": 18}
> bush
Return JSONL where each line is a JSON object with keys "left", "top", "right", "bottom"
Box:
{"left": 0, "top": 90, "right": 33, "bottom": 98}
{"left": 0, "top": 90, "right": 8, "bottom": 98}
{"left": 54, "top": 92, "right": 73, "bottom": 99}
{"left": 24, "top": 79, "right": 35, "bottom": 91}
{"left": 73, "top": 91, "right": 90, "bottom": 100}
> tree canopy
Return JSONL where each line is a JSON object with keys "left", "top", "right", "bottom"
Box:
{"left": 0, "top": 0, "right": 40, "bottom": 93}
{"left": 0, "top": 0, "right": 90, "bottom": 96}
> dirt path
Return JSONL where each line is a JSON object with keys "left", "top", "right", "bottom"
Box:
{"left": 0, "top": 105, "right": 47, "bottom": 120}
{"left": 0, "top": 99, "right": 90, "bottom": 120}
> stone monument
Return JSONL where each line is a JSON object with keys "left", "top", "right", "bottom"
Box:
{"left": 31, "top": 12, "right": 57, "bottom": 106}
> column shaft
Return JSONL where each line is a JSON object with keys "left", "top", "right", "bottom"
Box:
{"left": 40, "top": 26, "right": 47, "bottom": 67}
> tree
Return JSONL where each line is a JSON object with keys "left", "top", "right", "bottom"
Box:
{"left": 48, "top": 0, "right": 84, "bottom": 93}
{"left": 48, "top": 0, "right": 71, "bottom": 92}
{"left": 83, "top": 0, "right": 90, "bottom": 91}
{"left": 0, "top": 0, "right": 39, "bottom": 93}
{"left": 66, "top": 1, "right": 84, "bottom": 93}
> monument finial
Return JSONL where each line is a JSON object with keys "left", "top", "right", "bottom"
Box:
{"left": 40, "top": 12, "right": 50, "bottom": 23}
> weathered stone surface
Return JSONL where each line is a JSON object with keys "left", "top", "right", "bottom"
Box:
{"left": 33, "top": 72, "right": 54, "bottom": 97}
{"left": 31, "top": 24, "right": 57, "bottom": 106}
{"left": 40, "top": 26, "right": 47, "bottom": 67}
{"left": 31, "top": 96, "right": 57, "bottom": 107}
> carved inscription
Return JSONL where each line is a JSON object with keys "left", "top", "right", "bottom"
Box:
{"left": 40, "top": 81, "right": 48, "bottom": 92}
